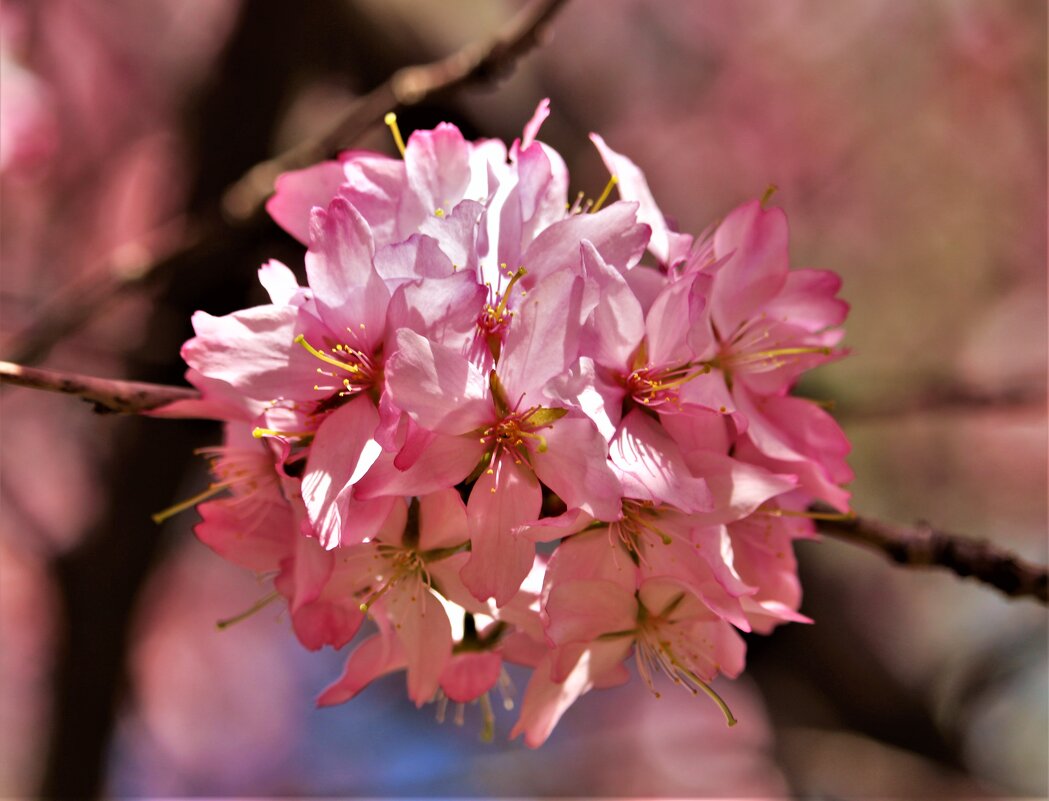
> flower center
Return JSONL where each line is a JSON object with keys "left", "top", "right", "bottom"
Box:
{"left": 625, "top": 361, "right": 710, "bottom": 409}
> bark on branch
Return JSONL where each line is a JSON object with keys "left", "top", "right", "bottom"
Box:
{"left": 817, "top": 507, "right": 1048, "bottom": 604}
{"left": 0, "top": 360, "right": 198, "bottom": 414}
{"left": 1, "top": 0, "right": 570, "bottom": 367}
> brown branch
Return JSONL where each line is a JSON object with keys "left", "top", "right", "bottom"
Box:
{"left": 0, "top": 360, "right": 198, "bottom": 414}
{"left": 1, "top": 0, "right": 570, "bottom": 367}
{"left": 834, "top": 381, "right": 1046, "bottom": 422}
{"left": 817, "top": 507, "right": 1048, "bottom": 604}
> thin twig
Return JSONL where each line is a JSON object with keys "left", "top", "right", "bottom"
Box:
{"left": 1, "top": 0, "right": 570, "bottom": 367}
{"left": 0, "top": 360, "right": 198, "bottom": 414}
{"left": 817, "top": 506, "right": 1048, "bottom": 604}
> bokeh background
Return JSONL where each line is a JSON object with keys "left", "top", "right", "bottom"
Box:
{"left": 1, "top": 0, "right": 1046, "bottom": 797}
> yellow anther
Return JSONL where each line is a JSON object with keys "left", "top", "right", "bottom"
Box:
{"left": 591, "top": 174, "right": 618, "bottom": 213}
{"left": 761, "top": 183, "right": 779, "bottom": 207}
{"left": 434, "top": 208, "right": 445, "bottom": 218}
{"left": 384, "top": 112, "right": 407, "bottom": 157}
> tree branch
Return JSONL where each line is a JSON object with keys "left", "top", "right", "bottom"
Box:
{"left": 4, "top": 357, "right": 1046, "bottom": 603}
{"left": 817, "top": 507, "right": 1048, "bottom": 604}
{"left": 1, "top": 0, "right": 570, "bottom": 367}
{"left": 0, "top": 360, "right": 198, "bottom": 414}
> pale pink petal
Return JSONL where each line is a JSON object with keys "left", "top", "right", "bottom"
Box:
{"left": 684, "top": 451, "right": 796, "bottom": 526}
{"left": 301, "top": 397, "right": 386, "bottom": 548}
{"left": 460, "top": 455, "right": 541, "bottom": 606}
{"left": 373, "top": 234, "right": 452, "bottom": 283}
{"left": 610, "top": 409, "right": 712, "bottom": 513}
{"left": 578, "top": 240, "right": 644, "bottom": 370}
{"left": 385, "top": 329, "right": 492, "bottom": 435}
{"left": 418, "top": 488, "right": 470, "bottom": 551}
{"left": 711, "top": 200, "right": 790, "bottom": 336}
{"left": 257, "top": 259, "right": 302, "bottom": 306}
{"left": 589, "top": 132, "right": 692, "bottom": 268}
{"left": 266, "top": 160, "right": 346, "bottom": 244}
{"left": 305, "top": 197, "right": 389, "bottom": 348}
{"left": 521, "top": 98, "right": 551, "bottom": 150}
{"left": 497, "top": 269, "right": 583, "bottom": 400}
{"left": 418, "top": 199, "right": 484, "bottom": 274}
{"left": 387, "top": 579, "right": 453, "bottom": 706}
{"left": 354, "top": 435, "right": 485, "bottom": 500}
{"left": 405, "top": 123, "right": 471, "bottom": 219}
{"left": 510, "top": 640, "right": 632, "bottom": 748}
{"left": 519, "top": 201, "right": 648, "bottom": 283}
{"left": 337, "top": 154, "right": 408, "bottom": 246}
{"left": 545, "top": 578, "right": 637, "bottom": 646}
{"left": 532, "top": 417, "right": 622, "bottom": 521}
{"left": 644, "top": 272, "right": 705, "bottom": 367}
{"left": 182, "top": 305, "right": 318, "bottom": 403}
{"left": 385, "top": 271, "right": 487, "bottom": 354}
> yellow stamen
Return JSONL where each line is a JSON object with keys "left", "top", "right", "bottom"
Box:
{"left": 216, "top": 590, "right": 281, "bottom": 630}
{"left": 384, "top": 112, "right": 406, "bottom": 157}
{"left": 294, "top": 334, "right": 360, "bottom": 374}
{"left": 761, "top": 508, "right": 856, "bottom": 522}
{"left": 677, "top": 664, "right": 738, "bottom": 727}
{"left": 591, "top": 174, "right": 618, "bottom": 213}
{"left": 251, "top": 427, "right": 314, "bottom": 440}
{"left": 151, "top": 483, "right": 229, "bottom": 524}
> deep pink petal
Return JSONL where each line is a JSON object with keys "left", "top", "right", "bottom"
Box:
{"left": 194, "top": 498, "right": 292, "bottom": 573}
{"left": 316, "top": 631, "right": 406, "bottom": 706}
{"left": 439, "top": 652, "right": 502, "bottom": 703}
{"left": 761, "top": 268, "right": 848, "bottom": 332}
{"left": 510, "top": 639, "right": 632, "bottom": 748}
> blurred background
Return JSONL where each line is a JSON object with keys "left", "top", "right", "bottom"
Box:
{"left": 1, "top": 0, "right": 1045, "bottom": 797}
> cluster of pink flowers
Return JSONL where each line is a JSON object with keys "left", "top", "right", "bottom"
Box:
{"left": 160, "top": 101, "right": 851, "bottom": 745}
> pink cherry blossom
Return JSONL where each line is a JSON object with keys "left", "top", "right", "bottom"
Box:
{"left": 162, "top": 102, "right": 853, "bottom": 745}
